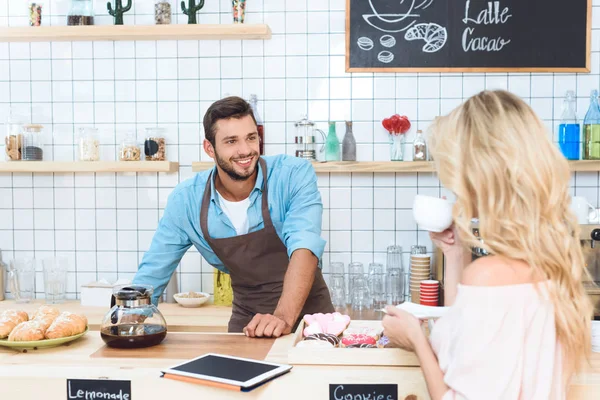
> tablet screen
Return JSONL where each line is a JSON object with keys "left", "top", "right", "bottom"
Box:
{"left": 170, "top": 355, "right": 280, "bottom": 383}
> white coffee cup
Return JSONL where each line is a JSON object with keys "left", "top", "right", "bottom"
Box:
{"left": 412, "top": 195, "right": 453, "bottom": 232}
{"left": 570, "top": 196, "right": 596, "bottom": 224}
{"left": 589, "top": 208, "right": 600, "bottom": 224}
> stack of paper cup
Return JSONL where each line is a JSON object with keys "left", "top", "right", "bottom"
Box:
{"left": 410, "top": 254, "right": 431, "bottom": 303}
{"left": 420, "top": 280, "right": 440, "bottom": 306}
{"left": 592, "top": 321, "right": 600, "bottom": 353}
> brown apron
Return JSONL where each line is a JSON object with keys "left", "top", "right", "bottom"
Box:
{"left": 200, "top": 158, "right": 334, "bottom": 332}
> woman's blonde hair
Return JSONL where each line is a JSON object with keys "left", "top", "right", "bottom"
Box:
{"left": 428, "top": 90, "right": 593, "bottom": 381}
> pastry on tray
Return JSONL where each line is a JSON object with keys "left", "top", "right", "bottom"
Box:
{"left": 45, "top": 312, "right": 88, "bottom": 339}
{"left": 8, "top": 320, "right": 46, "bottom": 341}
{"left": 341, "top": 334, "right": 377, "bottom": 347}
{"left": 302, "top": 312, "right": 351, "bottom": 337}
{"left": 0, "top": 310, "right": 29, "bottom": 339}
{"left": 377, "top": 335, "right": 394, "bottom": 348}
{"left": 303, "top": 333, "right": 341, "bottom": 347}
{"left": 32, "top": 305, "right": 61, "bottom": 331}
{"left": 342, "top": 326, "right": 381, "bottom": 340}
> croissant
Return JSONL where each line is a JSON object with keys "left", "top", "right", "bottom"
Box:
{"left": 32, "top": 305, "right": 60, "bottom": 330}
{"left": 45, "top": 312, "right": 88, "bottom": 339}
{"left": 8, "top": 320, "right": 46, "bottom": 341}
{"left": 0, "top": 310, "right": 29, "bottom": 339}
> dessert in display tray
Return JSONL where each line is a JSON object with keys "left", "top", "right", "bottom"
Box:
{"left": 288, "top": 312, "right": 420, "bottom": 366}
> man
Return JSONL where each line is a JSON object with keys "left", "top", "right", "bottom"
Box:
{"left": 132, "top": 96, "right": 334, "bottom": 337}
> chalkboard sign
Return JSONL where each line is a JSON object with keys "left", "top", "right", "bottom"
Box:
{"left": 67, "top": 379, "right": 131, "bottom": 400}
{"left": 346, "top": 0, "right": 591, "bottom": 72}
{"left": 329, "top": 384, "right": 398, "bottom": 400}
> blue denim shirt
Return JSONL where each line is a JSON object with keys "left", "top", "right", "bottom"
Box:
{"left": 132, "top": 155, "right": 326, "bottom": 304}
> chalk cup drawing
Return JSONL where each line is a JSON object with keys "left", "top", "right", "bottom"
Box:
{"left": 362, "top": 0, "right": 427, "bottom": 33}
{"left": 378, "top": 51, "right": 394, "bottom": 63}
{"left": 380, "top": 35, "right": 396, "bottom": 48}
{"left": 405, "top": 22, "right": 447, "bottom": 53}
{"left": 357, "top": 37, "right": 375, "bottom": 51}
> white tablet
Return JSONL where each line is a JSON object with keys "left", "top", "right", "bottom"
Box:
{"left": 161, "top": 353, "right": 293, "bottom": 390}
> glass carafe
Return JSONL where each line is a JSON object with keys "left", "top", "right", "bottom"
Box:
{"left": 67, "top": 0, "right": 95, "bottom": 25}
{"left": 584, "top": 89, "right": 600, "bottom": 160}
{"left": 294, "top": 115, "right": 326, "bottom": 161}
{"left": 101, "top": 285, "right": 168, "bottom": 348}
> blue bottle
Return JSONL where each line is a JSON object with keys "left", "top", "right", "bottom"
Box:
{"left": 558, "top": 90, "right": 580, "bottom": 160}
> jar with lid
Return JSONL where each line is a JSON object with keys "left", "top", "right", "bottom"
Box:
{"left": 78, "top": 127, "right": 100, "bottom": 161}
{"left": 21, "top": 124, "right": 44, "bottom": 161}
{"left": 154, "top": 0, "right": 172, "bottom": 24}
{"left": 4, "top": 113, "right": 27, "bottom": 161}
{"left": 413, "top": 129, "right": 427, "bottom": 161}
{"left": 119, "top": 132, "right": 141, "bottom": 161}
{"left": 67, "top": 0, "right": 94, "bottom": 25}
{"left": 144, "top": 128, "right": 166, "bottom": 161}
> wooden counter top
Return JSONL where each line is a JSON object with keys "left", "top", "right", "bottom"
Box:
{"left": 1, "top": 300, "right": 599, "bottom": 399}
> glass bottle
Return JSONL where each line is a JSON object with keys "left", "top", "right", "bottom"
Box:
{"left": 413, "top": 129, "right": 427, "bottom": 161}
{"left": 249, "top": 94, "right": 264, "bottom": 155}
{"left": 78, "top": 127, "right": 100, "bottom": 161}
{"left": 584, "top": 90, "right": 600, "bottom": 160}
{"left": 342, "top": 121, "right": 356, "bottom": 161}
{"left": 325, "top": 121, "right": 340, "bottom": 161}
{"left": 154, "top": 0, "right": 172, "bottom": 24}
{"left": 558, "top": 91, "right": 580, "bottom": 160}
{"left": 67, "top": 0, "right": 94, "bottom": 25}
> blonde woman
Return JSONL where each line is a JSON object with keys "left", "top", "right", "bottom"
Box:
{"left": 383, "top": 90, "right": 593, "bottom": 399}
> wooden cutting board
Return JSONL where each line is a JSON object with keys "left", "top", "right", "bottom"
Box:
{"left": 90, "top": 333, "right": 275, "bottom": 360}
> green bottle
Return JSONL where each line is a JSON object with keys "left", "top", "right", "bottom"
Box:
{"left": 584, "top": 89, "right": 600, "bottom": 160}
{"left": 325, "top": 121, "right": 340, "bottom": 161}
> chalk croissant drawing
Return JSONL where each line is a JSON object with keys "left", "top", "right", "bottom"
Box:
{"left": 405, "top": 23, "right": 447, "bottom": 53}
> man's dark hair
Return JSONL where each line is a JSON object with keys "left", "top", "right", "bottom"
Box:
{"left": 203, "top": 96, "right": 256, "bottom": 146}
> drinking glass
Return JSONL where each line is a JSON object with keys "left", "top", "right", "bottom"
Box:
{"left": 43, "top": 256, "right": 68, "bottom": 304}
{"left": 8, "top": 258, "right": 35, "bottom": 303}
{"left": 329, "top": 262, "right": 345, "bottom": 276}
{"left": 368, "top": 263, "right": 386, "bottom": 308}
{"left": 351, "top": 275, "right": 371, "bottom": 311}
{"left": 387, "top": 268, "right": 404, "bottom": 305}
{"left": 348, "top": 262, "right": 364, "bottom": 296}
{"left": 386, "top": 245, "right": 403, "bottom": 271}
{"left": 329, "top": 274, "right": 346, "bottom": 308}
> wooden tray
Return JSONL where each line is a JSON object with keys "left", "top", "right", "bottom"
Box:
{"left": 91, "top": 332, "right": 275, "bottom": 361}
{"left": 287, "top": 320, "right": 420, "bottom": 367}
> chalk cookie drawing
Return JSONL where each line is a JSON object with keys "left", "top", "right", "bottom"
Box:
{"left": 378, "top": 51, "right": 394, "bottom": 63}
{"left": 380, "top": 35, "right": 396, "bottom": 48}
{"left": 405, "top": 23, "right": 447, "bottom": 53}
{"left": 357, "top": 37, "right": 374, "bottom": 51}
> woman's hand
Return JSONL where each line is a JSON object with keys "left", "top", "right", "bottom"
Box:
{"left": 382, "top": 306, "right": 425, "bottom": 352}
{"left": 429, "top": 225, "right": 461, "bottom": 255}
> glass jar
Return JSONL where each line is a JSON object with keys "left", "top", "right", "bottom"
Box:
{"left": 78, "top": 127, "right": 100, "bottom": 161}
{"left": 21, "top": 124, "right": 44, "bottom": 161}
{"left": 413, "top": 129, "right": 427, "bottom": 161}
{"left": 4, "top": 114, "right": 26, "bottom": 161}
{"left": 119, "top": 133, "right": 141, "bottom": 161}
{"left": 29, "top": 2, "right": 43, "bottom": 26}
{"left": 144, "top": 128, "right": 166, "bottom": 161}
{"left": 67, "top": 0, "right": 94, "bottom": 25}
{"left": 155, "top": 0, "right": 172, "bottom": 24}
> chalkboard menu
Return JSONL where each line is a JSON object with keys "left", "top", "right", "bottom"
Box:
{"left": 346, "top": 0, "right": 591, "bottom": 72}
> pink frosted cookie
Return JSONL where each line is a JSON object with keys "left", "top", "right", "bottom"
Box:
{"left": 303, "top": 312, "right": 351, "bottom": 337}
{"left": 341, "top": 334, "right": 377, "bottom": 347}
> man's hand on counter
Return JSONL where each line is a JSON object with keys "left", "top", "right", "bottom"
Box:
{"left": 243, "top": 313, "right": 293, "bottom": 338}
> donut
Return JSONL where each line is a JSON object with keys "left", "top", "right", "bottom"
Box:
{"left": 341, "top": 334, "right": 377, "bottom": 347}
{"left": 304, "top": 333, "right": 341, "bottom": 347}
{"left": 342, "top": 327, "right": 381, "bottom": 340}
{"left": 377, "top": 335, "right": 393, "bottom": 348}
{"left": 345, "top": 343, "right": 377, "bottom": 349}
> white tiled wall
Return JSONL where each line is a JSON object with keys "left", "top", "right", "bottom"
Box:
{"left": 1, "top": 0, "right": 600, "bottom": 299}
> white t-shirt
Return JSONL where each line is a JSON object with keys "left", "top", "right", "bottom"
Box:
{"left": 216, "top": 191, "right": 251, "bottom": 236}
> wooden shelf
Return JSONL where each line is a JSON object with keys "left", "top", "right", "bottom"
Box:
{"left": 192, "top": 161, "right": 436, "bottom": 173}
{"left": 0, "top": 161, "right": 179, "bottom": 173}
{"left": 191, "top": 160, "right": 600, "bottom": 174}
{"left": 0, "top": 24, "right": 272, "bottom": 42}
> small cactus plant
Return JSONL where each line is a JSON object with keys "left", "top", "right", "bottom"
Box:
{"left": 107, "top": 0, "right": 132, "bottom": 25}
{"left": 181, "top": 0, "right": 205, "bottom": 24}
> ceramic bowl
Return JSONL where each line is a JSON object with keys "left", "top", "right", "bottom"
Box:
{"left": 173, "top": 292, "right": 210, "bottom": 307}
{"left": 412, "top": 195, "right": 453, "bottom": 232}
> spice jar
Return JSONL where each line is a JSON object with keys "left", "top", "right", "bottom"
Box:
{"left": 21, "top": 124, "right": 44, "bottom": 161}
{"left": 413, "top": 129, "right": 427, "bottom": 161}
{"left": 67, "top": 0, "right": 94, "bottom": 25}
{"left": 155, "top": 0, "right": 172, "bottom": 24}
{"left": 144, "top": 128, "right": 166, "bottom": 161}
{"left": 78, "top": 127, "right": 100, "bottom": 161}
{"left": 119, "top": 133, "right": 141, "bottom": 161}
